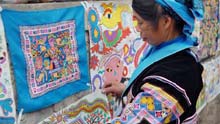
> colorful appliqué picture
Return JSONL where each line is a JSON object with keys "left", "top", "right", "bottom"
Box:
{"left": 1, "top": 5, "right": 90, "bottom": 113}
{"left": 0, "top": 11, "right": 16, "bottom": 124}
{"left": 39, "top": 91, "right": 111, "bottom": 124}
{"left": 202, "top": 56, "right": 220, "bottom": 102}
{"left": 194, "top": 0, "right": 219, "bottom": 60}
{"left": 82, "top": 1, "right": 148, "bottom": 117}
{"left": 20, "top": 21, "right": 80, "bottom": 98}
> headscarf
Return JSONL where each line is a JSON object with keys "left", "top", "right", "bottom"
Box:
{"left": 155, "top": 0, "right": 204, "bottom": 45}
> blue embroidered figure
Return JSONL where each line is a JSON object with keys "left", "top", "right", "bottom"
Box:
{"left": 0, "top": 98, "right": 13, "bottom": 116}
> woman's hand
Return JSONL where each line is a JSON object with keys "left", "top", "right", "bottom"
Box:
{"left": 102, "top": 81, "right": 126, "bottom": 97}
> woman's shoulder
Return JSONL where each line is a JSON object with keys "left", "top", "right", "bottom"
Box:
{"left": 131, "top": 49, "right": 203, "bottom": 97}
{"left": 147, "top": 48, "right": 203, "bottom": 77}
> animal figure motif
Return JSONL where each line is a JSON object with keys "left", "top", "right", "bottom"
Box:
{"left": 44, "top": 99, "right": 110, "bottom": 124}
{"left": 100, "top": 3, "right": 131, "bottom": 48}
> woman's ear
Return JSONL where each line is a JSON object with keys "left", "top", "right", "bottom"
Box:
{"left": 161, "top": 15, "right": 173, "bottom": 30}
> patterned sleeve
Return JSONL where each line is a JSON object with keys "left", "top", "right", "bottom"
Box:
{"left": 111, "top": 83, "right": 184, "bottom": 124}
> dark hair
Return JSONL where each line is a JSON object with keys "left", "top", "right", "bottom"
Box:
{"left": 176, "top": 0, "right": 193, "bottom": 8}
{"left": 132, "top": 0, "right": 185, "bottom": 33}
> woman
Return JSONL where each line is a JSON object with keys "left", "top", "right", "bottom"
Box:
{"left": 102, "top": 0, "right": 204, "bottom": 123}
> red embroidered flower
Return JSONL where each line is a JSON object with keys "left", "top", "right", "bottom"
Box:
{"left": 90, "top": 55, "right": 99, "bottom": 70}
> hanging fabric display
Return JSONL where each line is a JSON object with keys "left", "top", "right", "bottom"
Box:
{"left": 39, "top": 90, "right": 111, "bottom": 124}
{"left": 194, "top": 0, "right": 219, "bottom": 59}
{"left": 0, "top": 7, "right": 17, "bottom": 124}
{"left": 1, "top": 5, "right": 90, "bottom": 113}
{"left": 82, "top": 1, "right": 148, "bottom": 117}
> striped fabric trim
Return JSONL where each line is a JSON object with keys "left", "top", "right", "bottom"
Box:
{"left": 130, "top": 109, "right": 161, "bottom": 124}
{"left": 143, "top": 75, "right": 192, "bottom": 106}
{"left": 186, "top": 49, "right": 199, "bottom": 63}
{"left": 182, "top": 113, "right": 198, "bottom": 124}
{"left": 141, "top": 83, "right": 184, "bottom": 117}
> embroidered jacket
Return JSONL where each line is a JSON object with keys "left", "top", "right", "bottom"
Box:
{"left": 112, "top": 49, "right": 203, "bottom": 124}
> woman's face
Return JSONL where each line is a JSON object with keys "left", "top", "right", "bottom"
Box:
{"left": 133, "top": 11, "right": 165, "bottom": 46}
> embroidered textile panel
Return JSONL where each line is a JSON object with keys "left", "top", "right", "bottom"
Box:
{"left": 1, "top": 5, "right": 90, "bottom": 113}
{"left": 193, "top": 0, "right": 219, "bottom": 60}
{"left": 196, "top": 55, "right": 220, "bottom": 113}
{"left": 20, "top": 21, "right": 80, "bottom": 98}
{"left": 0, "top": 10, "right": 16, "bottom": 124}
{"left": 83, "top": 1, "right": 148, "bottom": 117}
{"left": 39, "top": 91, "right": 111, "bottom": 124}
{"left": 201, "top": 56, "right": 220, "bottom": 103}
